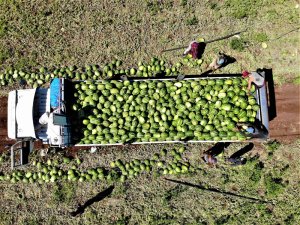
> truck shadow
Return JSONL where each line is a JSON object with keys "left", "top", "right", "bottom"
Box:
{"left": 263, "top": 68, "right": 276, "bottom": 121}
{"left": 70, "top": 185, "right": 114, "bottom": 217}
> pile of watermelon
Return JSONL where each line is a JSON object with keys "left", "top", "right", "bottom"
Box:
{"left": 72, "top": 77, "right": 259, "bottom": 144}
{"left": 0, "top": 147, "right": 194, "bottom": 184}
{"left": 0, "top": 58, "right": 180, "bottom": 88}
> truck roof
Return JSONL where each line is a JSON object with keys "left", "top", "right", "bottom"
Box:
{"left": 8, "top": 89, "right": 36, "bottom": 139}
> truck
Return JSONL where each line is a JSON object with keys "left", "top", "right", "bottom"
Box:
{"left": 7, "top": 69, "right": 270, "bottom": 168}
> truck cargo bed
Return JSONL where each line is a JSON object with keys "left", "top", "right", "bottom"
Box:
{"left": 73, "top": 74, "right": 269, "bottom": 146}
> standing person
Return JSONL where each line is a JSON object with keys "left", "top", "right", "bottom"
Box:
{"left": 242, "top": 70, "right": 265, "bottom": 92}
{"left": 183, "top": 41, "right": 206, "bottom": 59}
{"left": 208, "top": 53, "right": 229, "bottom": 71}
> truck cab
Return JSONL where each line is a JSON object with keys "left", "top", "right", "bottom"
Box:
{"left": 7, "top": 78, "right": 71, "bottom": 168}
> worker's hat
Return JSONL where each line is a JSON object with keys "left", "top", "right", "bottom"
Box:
{"left": 242, "top": 70, "right": 250, "bottom": 78}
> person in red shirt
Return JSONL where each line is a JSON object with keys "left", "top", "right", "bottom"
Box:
{"left": 183, "top": 41, "right": 206, "bottom": 59}
{"left": 242, "top": 70, "right": 265, "bottom": 91}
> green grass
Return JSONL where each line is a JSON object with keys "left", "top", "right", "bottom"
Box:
{"left": 186, "top": 15, "right": 199, "bottom": 26}
{"left": 52, "top": 182, "right": 76, "bottom": 204}
{"left": 0, "top": 0, "right": 300, "bottom": 224}
{"left": 230, "top": 38, "right": 246, "bottom": 51}
{"left": 252, "top": 32, "right": 269, "bottom": 43}
{"left": 0, "top": 0, "right": 298, "bottom": 84}
{"left": 0, "top": 141, "right": 300, "bottom": 224}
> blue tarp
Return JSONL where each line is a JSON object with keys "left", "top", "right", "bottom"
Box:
{"left": 50, "top": 78, "right": 61, "bottom": 109}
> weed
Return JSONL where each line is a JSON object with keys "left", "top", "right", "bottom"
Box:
{"left": 264, "top": 175, "right": 285, "bottom": 197}
{"left": 0, "top": 45, "right": 10, "bottom": 64}
{"left": 253, "top": 32, "right": 269, "bottom": 43}
{"left": 22, "top": 218, "right": 40, "bottom": 225}
{"left": 288, "top": 10, "right": 299, "bottom": 23}
{"left": 162, "top": 184, "right": 187, "bottom": 203}
{"left": 48, "top": 216, "right": 58, "bottom": 225}
{"left": 255, "top": 203, "right": 273, "bottom": 221}
{"left": 186, "top": 15, "right": 198, "bottom": 26}
{"left": 264, "top": 140, "right": 281, "bottom": 156}
{"left": 112, "top": 184, "right": 127, "bottom": 196}
{"left": 224, "top": 0, "right": 250, "bottom": 19}
{"left": 180, "top": 0, "right": 188, "bottom": 7}
{"left": 148, "top": 214, "right": 177, "bottom": 225}
{"left": 207, "top": 1, "right": 218, "bottom": 10}
{"left": 146, "top": 1, "right": 162, "bottom": 15}
{"left": 232, "top": 7, "right": 247, "bottom": 19}
{"left": 250, "top": 162, "right": 263, "bottom": 182}
{"left": 293, "top": 76, "right": 300, "bottom": 85}
{"left": 82, "top": 209, "right": 99, "bottom": 224}
{"left": 215, "top": 215, "right": 230, "bottom": 225}
{"left": 284, "top": 213, "right": 298, "bottom": 225}
{"left": 52, "top": 182, "right": 76, "bottom": 204}
{"left": 230, "top": 39, "right": 246, "bottom": 51}
{"left": 224, "top": 0, "right": 264, "bottom": 19}
{"left": 14, "top": 56, "right": 37, "bottom": 71}
{"left": 0, "top": 212, "right": 13, "bottom": 225}
{"left": 266, "top": 9, "right": 278, "bottom": 20}
{"left": 112, "top": 216, "right": 130, "bottom": 225}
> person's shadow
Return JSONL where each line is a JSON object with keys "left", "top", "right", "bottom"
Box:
{"left": 220, "top": 53, "right": 236, "bottom": 68}
{"left": 229, "top": 143, "right": 254, "bottom": 159}
{"left": 197, "top": 42, "right": 207, "bottom": 59}
{"left": 70, "top": 185, "right": 114, "bottom": 217}
{"left": 205, "top": 142, "right": 231, "bottom": 156}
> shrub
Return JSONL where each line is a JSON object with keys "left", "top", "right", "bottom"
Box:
{"left": 264, "top": 175, "right": 285, "bottom": 197}
{"left": 52, "top": 183, "right": 76, "bottom": 204}
{"left": 253, "top": 32, "right": 269, "bottom": 43}
{"left": 180, "top": 0, "right": 188, "bottom": 6}
{"left": 230, "top": 39, "right": 246, "bottom": 51}
{"left": 186, "top": 15, "right": 198, "bottom": 26}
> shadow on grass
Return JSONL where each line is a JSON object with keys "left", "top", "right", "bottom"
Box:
{"left": 205, "top": 142, "right": 231, "bottom": 156}
{"left": 229, "top": 143, "right": 254, "bottom": 159}
{"left": 70, "top": 185, "right": 114, "bottom": 217}
{"left": 165, "top": 178, "right": 271, "bottom": 203}
{"left": 270, "top": 27, "right": 300, "bottom": 41}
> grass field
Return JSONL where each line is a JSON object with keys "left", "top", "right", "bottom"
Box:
{"left": 0, "top": 0, "right": 299, "bottom": 84}
{"left": 0, "top": 141, "right": 300, "bottom": 224}
{"left": 0, "top": 0, "right": 300, "bottom": 224}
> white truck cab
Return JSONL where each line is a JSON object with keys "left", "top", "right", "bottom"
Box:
{"left": 7, "top": 78, "right": 72, "bottom": 168}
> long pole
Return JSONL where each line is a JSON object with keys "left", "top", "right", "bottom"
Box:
{"left": 161, "top": 30, "right": 247, "bottom": 53}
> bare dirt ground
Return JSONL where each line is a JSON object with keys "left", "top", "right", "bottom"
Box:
{"left": 269, "top": 84, "right": 300, "bottom": 143}
{"left": 0, "top": 98, "right": 14, "bottom": 150}
{"left": 0, "top": 84, "right": 299, "bottom": 152}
